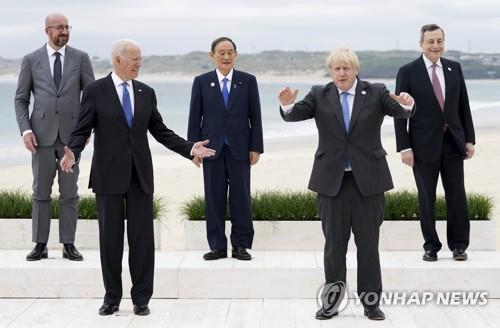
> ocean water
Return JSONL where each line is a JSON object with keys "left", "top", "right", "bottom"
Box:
{"left": 1, "top": 79, "right": 499, "bottom": 166}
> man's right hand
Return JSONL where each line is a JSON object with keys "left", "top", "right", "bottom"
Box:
{"left": 60, "top": 146, "right": 76, "bottom": 173}
{"left": 401, "top": 149, "right": 414, "bottom": 167}
{"left": 23, "top": 132, "right": 38, "bottom": 154}
{"left": 278, "top": 87, "right": 299, "bottom": 106}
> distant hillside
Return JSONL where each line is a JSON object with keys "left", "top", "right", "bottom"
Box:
{"left": 2, "top": 50, "right": 500, "bottom": 79}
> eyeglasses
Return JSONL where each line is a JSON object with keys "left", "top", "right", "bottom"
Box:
{"left": 47, "top": 25, "right": 72, "bottom": 32}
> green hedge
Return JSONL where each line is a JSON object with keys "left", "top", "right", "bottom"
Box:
{"left": 0, "top": 190, "right": 164, "bottom": 220}
{"left": 183, "top": 190, "right": 493, "bottom": 221}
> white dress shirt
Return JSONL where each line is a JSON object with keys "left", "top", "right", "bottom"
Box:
{"left": 216, "top": 68, "right": 233, "bottom": 94}
{"left": 422, "top": 54, "right": 446, "bottom": 101}
{"left": 111, "top": 71, "right": 135, "bottom": 115}
{"left": 47, "top": 44, "right": 66, "bottom": 77}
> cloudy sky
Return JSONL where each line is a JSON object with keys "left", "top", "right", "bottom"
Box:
{"left": 0, "top": 0, "right": 499, "bottom": 58}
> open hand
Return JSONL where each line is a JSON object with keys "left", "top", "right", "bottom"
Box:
{"left": 192, "top": 140, "right": 216, "bottom": 158}
{"left": 390, "top": 92, "right": 414, "bottom": 107}
{"left": 278, "top": 87, "right": 299, "bottom": 106}
{"left": 60, "top": 146, "right": 76, "bottom": 173}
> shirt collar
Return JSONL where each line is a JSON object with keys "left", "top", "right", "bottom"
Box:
{"left": 337, "top": 79, "right": 358, "bottom": 96}
{"left": 46, "top": 43, "right": 66, "bottom": 57}
{"left": 111, "top": 71, "right": 132, "bottom": 88}
{"left": 216, "top": 68, "right": 234, "bottom": 83}
{"left": 422, "top": 54, "right": 442, "bottom": 69}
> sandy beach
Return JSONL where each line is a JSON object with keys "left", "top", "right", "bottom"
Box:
{"left": 2, "top": 120, "right": 499, "bottom": 250}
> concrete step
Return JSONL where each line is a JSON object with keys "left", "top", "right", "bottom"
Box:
{"left": 1, "top": 250, "right": 499, "bottom": 299}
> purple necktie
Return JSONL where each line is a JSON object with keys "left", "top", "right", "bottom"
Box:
{"left": 431, "top": 63, "right": 445, "bottom": 111}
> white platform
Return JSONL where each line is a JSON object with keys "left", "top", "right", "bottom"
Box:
{"left": 1, "top": 250, "right": 499, "bottom": 299}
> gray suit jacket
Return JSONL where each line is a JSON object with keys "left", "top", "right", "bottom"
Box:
{"left": 281, "top": 80, "right": 414, "bottom": 197}
{"left": 15, "top": 44, "right": 95, "bottom": 146}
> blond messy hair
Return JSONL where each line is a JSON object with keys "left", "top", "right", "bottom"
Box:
{"left": 325, "top": 47, "right": 360, "bottom": 71}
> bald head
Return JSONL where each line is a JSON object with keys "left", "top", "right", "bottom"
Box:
{"left": 111, "top": 39, "right": 142, "bottom": 81}
{"left": 44, "top": 13, "right": 70, "bottom": 50}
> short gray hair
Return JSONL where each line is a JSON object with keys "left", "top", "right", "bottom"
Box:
{"left": 110, "top": 39, "right": 141, "bottom": 65}
{"left": 325, "top": 47, "right": 360, "bottom": 71}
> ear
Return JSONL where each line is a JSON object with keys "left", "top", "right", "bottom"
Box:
{"left": 44, "top": 27, "right": 49, "bottom": 35}
{"left": 208, "top": 52, "right": 214, "bottom": 60}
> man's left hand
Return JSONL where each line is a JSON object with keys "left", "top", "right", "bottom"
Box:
{"left": 465, "top": 142, "right": 475, "bottom": 159}
{"left": 249, "top": 151, "right": 260, "bottom": 166}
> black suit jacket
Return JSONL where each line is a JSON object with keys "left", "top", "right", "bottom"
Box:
{"left": 68, "top": 74, "right": 193, "bottom": 194}
{"left": 394, "top": 56, "right": 475, "bottom": 162}
{"left": 187, "top": 69, "right": 263, "bottom": 160}
{"left": 281, "top": 80, "right": 414, "bottom": 197}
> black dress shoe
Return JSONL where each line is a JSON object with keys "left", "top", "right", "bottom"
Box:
{"left": 364, "top": 307, "right": 385, "bottom": 320}
{"left": 232, "top": 247, "right": 252, "bottom": 261}
{"left": 315, "top": 308, "right": 338, "bottom": 320}
{"left": 453, "top": 249, "right": 468, "bottom": 261}
{"left": 134, "top": 304, "right": 150, "bottom": 316}
{"left": 203, "top": 249, "right": 227, "bottom": 260}
{"left": 26, "top": 243, "right": 48, "bottom": 261}
{"left": 63, "top": 243, "right": 83, "bottom": 261}
{"left": 99, "top": 303, "right": 119, "bottom": 315}
{"left": 422, "top": 250, "right": 438, "bottom": 262}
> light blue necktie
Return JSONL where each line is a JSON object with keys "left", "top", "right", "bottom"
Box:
{"left": 222, "top": 77, "right": 229, "bottom": 107}
{"left": 341, "top": 91, "right": 350, "bottom": 132}
{"left": 121, "top": 82, "right": 133, "bottom": 127}
{"left": 341, "top": 92, "right": 351, "bottom": 169}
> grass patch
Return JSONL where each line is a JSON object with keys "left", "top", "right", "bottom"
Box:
{"left": 0, "top": 190, "right": 164, "bottom": 219}
{"left": 183, "top": 190, "right": 493, "bottom": 221}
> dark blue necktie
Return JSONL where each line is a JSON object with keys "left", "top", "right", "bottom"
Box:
{"left": 53, "top": 52, "right": 62, "bottom": 90}
{"left": 121, "top": 82, "right": 133, "bottom": 127}
{"left": 341, "top": 92, "right": 351, "bottom": 169}
{"left": 222, "top": 77, "right": 229, "bottom": 107}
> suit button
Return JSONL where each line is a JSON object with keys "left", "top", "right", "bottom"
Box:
{"left": 55, "top": 110, "right": 59, "bottom": 114}
{"left": 56, "top": 95, "right": 60, "bottom": 98}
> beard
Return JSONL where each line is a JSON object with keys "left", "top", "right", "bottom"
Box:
{"left": 53, "top": 35, "right": 69, "bottom": 47}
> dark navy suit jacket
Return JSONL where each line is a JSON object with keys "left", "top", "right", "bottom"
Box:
{"left": 187, "top": 69, "right": 263, "bottom": 160}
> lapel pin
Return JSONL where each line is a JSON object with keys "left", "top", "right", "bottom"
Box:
{"left": 238, "top": 81, "right": 242, "bottom": 86}
{"left": 447, "top": 67, "right": 452, "bottom": 71}
{"left": 138, "top": 89, "right": 142, "bottom": 92}
{"left": 361, "top": 90, "right": 367, "bottom": 95}
{"left": 210, "top": 82, "right": 215, "bottom": 87}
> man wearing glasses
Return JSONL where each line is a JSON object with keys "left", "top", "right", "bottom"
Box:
{"left": 15, "top": 13, "right": 95, "bottom": 261}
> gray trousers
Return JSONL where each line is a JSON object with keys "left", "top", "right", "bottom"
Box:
{"left": 31, "top": 137, "right": 79, "bottom": 243}
{"left": 318, "top": 172, "right": 384, "bottom": 306}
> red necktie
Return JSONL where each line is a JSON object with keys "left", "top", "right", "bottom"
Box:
{"left": 431, "top": 63, "right": 445, "bottom": 111}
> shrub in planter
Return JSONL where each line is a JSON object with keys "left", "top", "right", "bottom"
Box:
{"left": 0, "top": 189, "right": 164, "bottom": 219}
{"left": 183, "top": 190, "right": 492, "bottom": 221}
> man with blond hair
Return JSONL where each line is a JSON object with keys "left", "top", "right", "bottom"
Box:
{"left": 15, "top": 13, "right": 94, "bottom": 261}
{"left": 61, "top": 39, "right": 216, "bottom": 316}
{"left": 279, "top": 47, "right": 415, "bottom": 321}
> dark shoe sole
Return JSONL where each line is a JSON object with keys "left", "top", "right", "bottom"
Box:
{"left": 63, "top": 252, "right": 84, "bottom": 261}
{"left": 422, "top": 256, "right": 438, "bottom": 262}
{"left": 26, "top": 253, "right": 48, "bottom": 261}
{"left": 203, "top": 254, "right": 227, "bottom": 261}
{"left": 364, "top": 310, "right": 385, "bottom": 320}
{"left": 315, "top": 312, "right": 338, "bottom": 320}
{"left": 453, "top": 255, "right": 467, "bottom": 261}
{"left": 232, "top": 255, "right": 251, "bottom": 261}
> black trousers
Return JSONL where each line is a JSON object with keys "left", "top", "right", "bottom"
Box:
{"left": 202, "top": 145, "right": 254, "bottom": 250}
{"left": 95, "top": 165, "right": 154, "bottom": 306}
{"left": 413, "top": 131, "right": 469, "bottom": 252}
{"left": 318, "top": 172, "right": 384, "bottom": 307}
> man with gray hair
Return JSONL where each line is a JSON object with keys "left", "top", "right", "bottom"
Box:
{"left": 278, "top": 47, "right": 415, "bottom": 321}
{"left": 61, "top": 39, "right": 216, "bottom": 316}
{"left": 15, "top": 13, "right": 94, "bottom": 261}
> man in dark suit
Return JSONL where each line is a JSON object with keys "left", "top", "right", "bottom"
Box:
{"left": 279, "top": 47, "right": 414, "bottom": 321}
{"left": 187, "top": 37, "right": 263, "bottom": 261}
{"left": 394, "top": 24, "right": 475, "bottom": 262}
{"left": 61, "top": 40, "right": 215, "bottom": 316}
{"left": 15, "top": 13, "right": 95, "bottom": 261}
